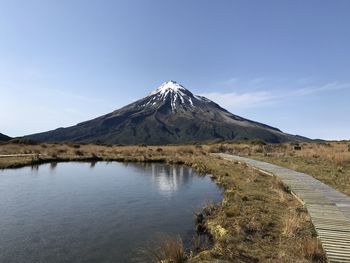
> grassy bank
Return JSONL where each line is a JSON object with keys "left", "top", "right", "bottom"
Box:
{"left": 0, "top": 142, "right": 327, "bottom": 262}
{"left": 209, "top": 141, "right": 350, "bottom": 196}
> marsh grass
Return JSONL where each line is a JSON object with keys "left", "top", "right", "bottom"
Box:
{"left": 282, "top": 210, "right": 304, "bottom": 237}
{"left": 140, "top": 236, "right": 187, "bottom": 263}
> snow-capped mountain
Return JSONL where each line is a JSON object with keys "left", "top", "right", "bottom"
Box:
{"left": 130, "top": 81, "right": 216, "bottom": 113}
{"left": 145, "top": 81, "right": 209, "bottom": 111}
{"left": 27, "top": 81, "right": 303, "bottom": 144}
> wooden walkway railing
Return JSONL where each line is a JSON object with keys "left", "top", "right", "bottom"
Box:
{"left": 214, "top": 153, "right": 350, "bottom": 263}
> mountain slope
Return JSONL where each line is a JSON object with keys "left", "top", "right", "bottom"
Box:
{"left": 27, "top": 81, "right": 304, "bottom": 144}
{"left": 0, "top": 133, "right": 11, "bottom": 142}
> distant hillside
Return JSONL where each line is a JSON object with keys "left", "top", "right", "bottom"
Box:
{"left": 0, "top": 133, "right": 11, "bottom": 142}
{"left": 27, "top": 81, "right": 308, "bottom": 145}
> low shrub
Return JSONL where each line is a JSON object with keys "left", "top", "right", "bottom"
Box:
{"left": 225, "top": 206, "right": 240, "bottom": 218}
{"left": 10, "top": 138, "right": 39, "bottom": 145}
{"left": 250, "top": 139, "right": 267, "bottom": 146}
{"left": 74, "top": 150, "right": 84, "bottom": 156}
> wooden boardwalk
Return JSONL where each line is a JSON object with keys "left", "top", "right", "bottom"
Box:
{"left": 215, "top": 153, "right": 350, "bottom": 263}
{"left": 0, "top": 154, "right": 40, "bottom": 158}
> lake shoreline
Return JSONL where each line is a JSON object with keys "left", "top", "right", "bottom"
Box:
{"left": 0, "top": 143, "right": 327, "bottom": 262}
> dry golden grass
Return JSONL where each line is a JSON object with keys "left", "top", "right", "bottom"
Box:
{"left": 282, "top": 210, "right": 305, "bottom": 237}
{"left": 142, "top": 236, "right": 186, "bottom": 263}
{"left": 188, "top": 159, "right": 325, "bottom": 263}
{"left": 270, "top": 178, "right": 290, "bottom": 203}
{"left": 208, "top": 141, "right": 350, "bottom": 196}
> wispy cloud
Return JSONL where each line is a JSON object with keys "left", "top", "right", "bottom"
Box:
{"left": 295, "top": 81, "right": 350, "bottom": 96}
{"left": 199, "top": 91, "right": 273, "bottom": 110}
{"left": 217, "top": 77, "right": 239, "bottom": 86}
{"left": 202, "top": 78, "right": 350, "bottom": 111}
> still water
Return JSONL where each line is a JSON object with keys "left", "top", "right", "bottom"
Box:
{"left": 0, "top": 162, "right": 222, "bottom": 263}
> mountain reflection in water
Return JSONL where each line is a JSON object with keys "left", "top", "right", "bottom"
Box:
{"left": 0, "top": 161, "right": 222, "bottom": 263}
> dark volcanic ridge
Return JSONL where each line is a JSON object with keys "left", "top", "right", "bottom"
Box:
{"left": 27, "top": 81, "right": 306, "bottom": 144}
{"left": 0, "top": 133, "right": 11, "bottom": 142}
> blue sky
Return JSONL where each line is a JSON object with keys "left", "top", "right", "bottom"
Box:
{"left": 0, "top": 0, "right": 349, "bottom": 140}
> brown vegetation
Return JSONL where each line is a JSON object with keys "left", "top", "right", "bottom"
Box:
{"left": 189, "top": 158, "right": 325, "bottom": 263}
{"left": 142, "top": 236, "right": 186, "bottom": 263}
{"left": 208, "top": 141, "right": 350, "bottom": 195}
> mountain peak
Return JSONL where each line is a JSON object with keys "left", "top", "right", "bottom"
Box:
{"left": 146, "top": 81, "right": 196, "bottom": 111}
{"left": 150, "top": 81, "right": 189, "bottom": 96}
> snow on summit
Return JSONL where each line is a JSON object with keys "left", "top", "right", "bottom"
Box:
{"left": 141, "top": 80, "right": 216, "bottom": 112}
{"left": 145, "top": 81, "right": 195, "bottom": 111}
{"left": 150, "top": 80, "right": 188, "bottom": 96}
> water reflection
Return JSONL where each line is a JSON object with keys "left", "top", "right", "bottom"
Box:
{"left": 32, "top": 161, "right": 198, "bottom": 197}
{"left": 129, "top": 163, "right": 193, "bottom": 197}
{"left": 50, "top": 162, "right": 58, "bottom": 170}
{"left": 31, "top": 164, "right": 39, "bottom": 171}
{"left": 0, "top": 161, "right": 221, "bottom": 263}
{"left": 90, "top": 161, "right": 97, "bottom": 168}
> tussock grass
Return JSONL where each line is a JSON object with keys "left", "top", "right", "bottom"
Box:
{"left": 209, "top": 141, "right": 350, "bottom": 196}
{"left": 141, "top": 236, "right": 187, "bottom": 263}
{"left": 282, "top": 210, "right": 304, "bottom": 237}
{"left": 188, "top": 158, "right": 325, "bottom": 262}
